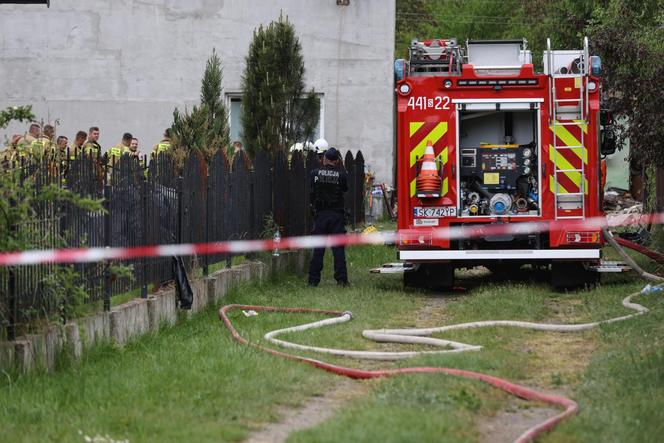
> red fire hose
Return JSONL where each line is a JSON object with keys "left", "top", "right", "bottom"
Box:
{"left": 218, "top": 231, "right": 662, "bottom": 442}
{"left": 614, "top": 236, "right": 664, "bottom": 265}
{"left": 219, "top": 304, "right": 578, "bottom": 443}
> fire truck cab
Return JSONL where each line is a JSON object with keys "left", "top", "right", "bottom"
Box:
{"left": 395, "top": 37, "right": 606, "bottom": 289}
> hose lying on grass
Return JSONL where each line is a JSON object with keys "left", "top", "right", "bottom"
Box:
{"left": 603, "top": 226, "right": 664, "bottom": 282}
{"left": 219, "top": 230, "right": 662, "bottom": 443}
{"left": 615, "top": 236, "right": 664, "bottom": 265}
{"left": 263, "top": 292, "right": 648, "bottom": 361}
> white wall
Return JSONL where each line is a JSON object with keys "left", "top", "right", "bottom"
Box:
{"left": 0, "top": 0, "right": 395, "bottom": 182}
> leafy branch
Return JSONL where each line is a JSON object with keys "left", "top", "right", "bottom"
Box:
{"left": 0, "top": 105, "right": 35, "bottom": 129}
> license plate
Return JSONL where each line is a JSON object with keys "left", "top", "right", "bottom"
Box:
{"left": 414, "top": 206, "right": 457, "bottom": 218}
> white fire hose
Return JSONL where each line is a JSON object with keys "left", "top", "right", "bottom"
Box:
{"left": 264, "top": 291, "right": 652, "bottom": 361}
{"left": 265, "top": 230, "right": 662, "bottom": 360}
{"left": 243, "top": 232, "right": 662, "bottom": 442}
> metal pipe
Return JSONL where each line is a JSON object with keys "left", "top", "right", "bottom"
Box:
{"left": 0, "top": 1, "right": 50, "bottom": 6}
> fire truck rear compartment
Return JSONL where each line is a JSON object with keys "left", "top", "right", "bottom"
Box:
{"left": 459, "top": 109, "right": 540, "bottom": 217}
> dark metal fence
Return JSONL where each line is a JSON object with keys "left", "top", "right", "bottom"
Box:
{"left": 0, "top": 148, "right": 365, "bottom": 339}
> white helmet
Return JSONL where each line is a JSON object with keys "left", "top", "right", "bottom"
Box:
{"left": 313, "top": 138, "right": 329, "bottom": 154}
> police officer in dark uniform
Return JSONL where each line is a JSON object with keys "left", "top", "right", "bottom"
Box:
{"left": 308, "top": 147, "right": 349, "bottom": 286}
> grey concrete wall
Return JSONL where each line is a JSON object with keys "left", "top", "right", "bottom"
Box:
{"left": 0, "top": 255, "right": 304, "bottom": 374}
{"left": 0, "top": 0, "right": 396, "bottom": 183}
{"left": 148, "top": 288, "right": 178, "bottom": 332}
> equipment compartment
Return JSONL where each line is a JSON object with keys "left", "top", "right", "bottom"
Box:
{"left": 458, "top": 109, "right": 540, "bottom": 217}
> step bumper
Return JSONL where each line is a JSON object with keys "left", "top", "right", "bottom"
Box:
{"left": 399, "top": 249, "right": 600, "bottom": 261}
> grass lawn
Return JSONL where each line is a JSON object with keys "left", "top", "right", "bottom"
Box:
{"left": 288, "top": 249, "right": 664, "bottom": 443}
{"left": 0, "top": 236, "right": 417, "bottom": 442}
{"left": 1, "top": 231, "right": 663, "bottom": 442}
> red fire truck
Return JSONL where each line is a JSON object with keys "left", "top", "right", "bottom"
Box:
{"left": 394, "top": 37, "right": 614, "bottom": 289}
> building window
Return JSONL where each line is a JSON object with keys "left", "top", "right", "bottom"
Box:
{"left": 227, "top": 94, "right": 244, "bottom": 146}
{"left": 226, "top": 93, "right": 324, "bottom": 148}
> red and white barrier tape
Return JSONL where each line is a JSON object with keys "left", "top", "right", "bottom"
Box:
{"left": 0, "top": 212, "right": 660, "bottom": 267}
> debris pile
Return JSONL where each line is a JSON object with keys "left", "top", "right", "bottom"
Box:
{"left": 603, "top": 187, "right": 640, "bottom": 211}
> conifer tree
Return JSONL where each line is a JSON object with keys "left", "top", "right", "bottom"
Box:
{"left": 241, "top": 14, "right": 320, "bottom": 156}
{"left": 200, "top": 49, "right": 230, "bottom": 151}
{"left": 172, "top": 49, "right": 230, "bottom": 162}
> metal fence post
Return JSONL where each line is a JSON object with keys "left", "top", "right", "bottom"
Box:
{"left": 103, "top": 183, "right": 111, "bottom": 312}
{"left": 176, "top": 176, "right": 183, "bottom": 245}
{"left": 7, "top": 267, "right": 17, "bottom": 340}
{"left": 141, "top": 175, "right": 149, "bottom": 298}
{"left": 344, "top": 151, "right": 356, "bottom": 231}
{"left": 225, "top": 169, "right": 232, "bottom": 269}
{"left": 247, "top": 171, "right": 256, "bottom": 259}
{"left": 203, "top": 176, "right": 210, "bottom": 276}
{"left": 6, "top": 192, "right": 18, "bottom": 339}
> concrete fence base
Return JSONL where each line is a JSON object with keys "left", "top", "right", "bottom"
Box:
{"left": 0, "top": 253, "right": 308, "bottom": 374}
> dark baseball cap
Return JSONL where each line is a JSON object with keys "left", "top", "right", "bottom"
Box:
{"left": 324, "top": 147, "right": 341, "bottom": 160}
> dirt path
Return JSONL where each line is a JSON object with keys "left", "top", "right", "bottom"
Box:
{"left": 245, "top": 379, "right": 367, "bottom": 443}
{"left": 242, "top": 286, "right": 457, "bottom": 443}
{"left": 245, "top": 268, "right": 594, "bottom": 443}
{"left": 476, "top": 398, "right": 560, "bottom": 443}
{"left": 420, "top": 269, "right": 595, "bottom": 443}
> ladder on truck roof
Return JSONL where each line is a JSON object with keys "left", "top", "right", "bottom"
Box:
{"left": 546, "top": 37, "right": 590, "bottom": 220}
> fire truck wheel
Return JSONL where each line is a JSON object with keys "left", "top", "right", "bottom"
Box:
{"left": 486, "top": 263, "right": 522, "bottom": 279}
{"left": 404, "top": 263, "right": 454, "bottom": 291}
{"left": 403, "top": 267, "right": 424, "bottom": 288}
{"left": 550, "top": 262, "right": 600, "bottom": 290}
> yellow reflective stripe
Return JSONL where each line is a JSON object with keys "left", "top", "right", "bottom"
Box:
{"left": 438, "top": 146, "right": 448, "bottom": 165}
{"left": 442, "top": 177, "right": 448, "bottom": 196}
{"left": 569, "top": 146, "right": 586, "bottom": 164}
{"left": 409, "top": 122, "right": 448, "bottom": 167}
{"left": 549, "top": 145, "right": 582, "bottom": 188}
{"left": 573, "top": 120, "right": 588, "bottom": 134}
{"left": 550, "top": 123, "right": 587, "bottom": 163}
{"left": 554, "top": 177, "right": 588, "bottom": 195}
{"left": 550, "top": 123, "right": 580, "bottom": 147}
{"left": 410, "top": 179, "right": 416, "bottom": 198}
{"left": 550, "top": 175, "right": 570, "bottom": 194}
{"left": 409, "top": 121, "right": 424, "bottom": 137}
